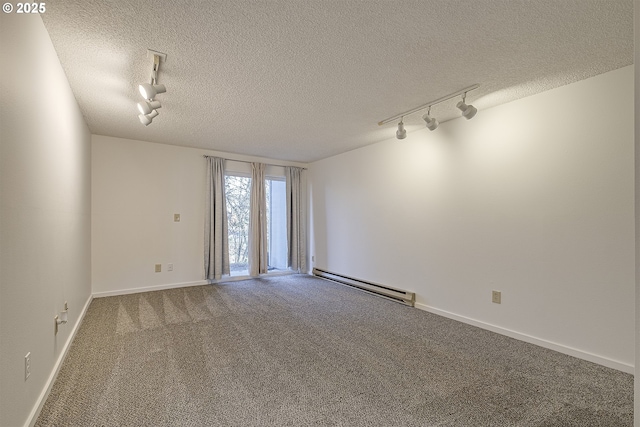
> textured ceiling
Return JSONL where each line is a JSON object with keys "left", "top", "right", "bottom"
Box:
{"left": 41, "top": 0, "right": 634, "bottom": 163}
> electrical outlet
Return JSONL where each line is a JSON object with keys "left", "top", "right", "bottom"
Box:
{"left": 25, "top": 352, "right": 31, "bottom": 380}
{"left": 492, "top": 290, "right": 502, "bottom": 304}
{"left": 167, "top": 263, "right": 173, "bottom": 272}
{"left": 155, "top": 264, "right": 161, "bottom": 273}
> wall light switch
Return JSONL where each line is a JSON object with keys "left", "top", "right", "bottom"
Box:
{"left": 25, "top": 352, "right": 31, "bottom": 380}
{"left": 168, "top": 263, "right": 173, "bottom": 272}
{"left": 174, "top": 214, "right": 180, "bottom": 222}
{"left": 492, "top": 290, "right": 502, "bottom": 304}
{"left": 155, "top": 264, "right": 162, "bottom": 273}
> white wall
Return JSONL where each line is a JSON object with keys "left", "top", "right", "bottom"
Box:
{"left": 0, "top": 14, "right": 92, "bottom": 427}
{"left": 92, "top": 135, "right": 306, "bottom": 295}
{"left": 309, "top": 65, "right": 635, "bottom": 372}
{"left": 634, "top": 0, "right": 639, "bottom": 422}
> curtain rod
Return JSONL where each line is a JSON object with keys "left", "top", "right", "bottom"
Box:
{"left": 202, "top": 155, "right": 307, "bottom": 170}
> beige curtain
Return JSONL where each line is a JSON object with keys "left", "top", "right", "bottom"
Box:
{"left": 248, "top": 162, "right": 267, "bottom": 276}
{"left": 285, "top": 166, "right": 305, "bottom": 272}
{"left": 204, "top": 156, "right": 230, "bottom": 280}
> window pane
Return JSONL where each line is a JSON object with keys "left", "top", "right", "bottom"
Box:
{"left": 266, "top": 178, "right": 287, "bottom": 271}
{"left": 225, "top": 175, "right": 251, "bottom": 276}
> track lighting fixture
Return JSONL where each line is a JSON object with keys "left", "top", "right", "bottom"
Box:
{"left": 456, "top": 93, "right": 477, "bottom": 120}
{"left": 422, "top": 107, "right": 439, "bottom": 131}
{"left": 138, "top": 83, "right": 166, "bottom": 100}
{"left": 136, "top": 50, "right": 167, "bottom": 125}
{"left": 396, "top": 119, "right": 407, "bottom": 140}
{"left": 378, "top": 84, "right": 479, "bottom": 137}
{"left": 137, "top": 100, "right": 162, "bottom": 115}
{"left": 139, "top": 109, "right": 159, "bottom": 126}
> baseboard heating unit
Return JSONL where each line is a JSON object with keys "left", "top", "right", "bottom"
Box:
{"left": 312, "top": 268, "right": 415, "bottom": 307}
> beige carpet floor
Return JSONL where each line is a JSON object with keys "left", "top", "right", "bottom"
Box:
{"left": 36, "top": 274, "right": 633, "bottom": 426}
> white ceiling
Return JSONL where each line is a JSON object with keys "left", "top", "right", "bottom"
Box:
{"left": 41, "top": 0, "right": 634, "bottom": 163}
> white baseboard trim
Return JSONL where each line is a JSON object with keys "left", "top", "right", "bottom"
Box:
{"left": 92, "top": 280, "right": 209, "bottom": 298}
{"left": 26, "top": 293, "right": 93, "bottom": 427}
{"left": 414, "top": 302, "right": 634, "bottom": 374}
{"left": 93, "top": 271, "right": 299, "bottom": 298}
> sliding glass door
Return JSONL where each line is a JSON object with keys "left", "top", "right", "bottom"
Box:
{"left": 225, "top": 174, "right": 251, "bottom": 276}
{"left": 225, "top": 173, "right": 288, "bottom": 276}
{"left": 266, "top": 177, "right": 287, "bottom": 272}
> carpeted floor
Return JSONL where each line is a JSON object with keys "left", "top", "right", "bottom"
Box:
{"left": 36, "top": 274, "right": 633, "bottom": 426}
